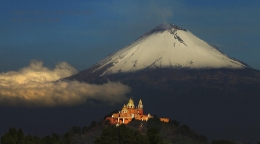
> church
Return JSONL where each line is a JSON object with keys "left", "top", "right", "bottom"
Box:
{"left": 106, "top": 98, "right": 169, "bottom": 125}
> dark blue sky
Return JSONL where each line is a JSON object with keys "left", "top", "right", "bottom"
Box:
{"left": 1, "top": 0, "right": 259, "bottom": 72}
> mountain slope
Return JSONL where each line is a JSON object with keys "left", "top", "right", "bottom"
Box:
{"left": 86, "top": 24, "right": 246, "bottom": 76}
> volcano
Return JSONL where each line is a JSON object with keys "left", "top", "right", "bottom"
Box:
{"left": 68, "top": 24, "right": 260, "bottom": 143}
{"left": 71, "top": 24, "right": 247, "bottom": 78}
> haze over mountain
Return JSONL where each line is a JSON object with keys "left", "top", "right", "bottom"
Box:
{"left": 68, "top": 24, "right": 260, "bottom": 143}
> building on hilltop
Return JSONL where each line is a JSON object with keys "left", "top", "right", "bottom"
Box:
{"left": 106, "top": 98, "right": 169, "bottom": 125}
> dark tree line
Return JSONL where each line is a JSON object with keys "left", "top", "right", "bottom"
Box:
{"left": 1, "top": 127, "right": 73, "bottom": 144}
{"left": 0, "top": 119, "right": 103, "bottom": 144}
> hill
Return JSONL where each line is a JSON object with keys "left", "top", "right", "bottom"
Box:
{"left": 72, "top": 117, "right": 208, "bottom": 144}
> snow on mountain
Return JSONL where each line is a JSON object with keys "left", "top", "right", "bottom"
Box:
{"left": 91, "top": 24, "right": 246, "bottom": 75}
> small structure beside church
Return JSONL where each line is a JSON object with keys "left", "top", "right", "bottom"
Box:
{"left": 106, "top": 98, "right": 169, "bottom": 125}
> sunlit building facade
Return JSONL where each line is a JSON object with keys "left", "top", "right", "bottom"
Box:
{"left": 106, "top": 98, "right": 169, "bottom": 125}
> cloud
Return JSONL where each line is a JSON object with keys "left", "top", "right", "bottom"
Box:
{"left": 0, "top": 60, "right": 130, "bottom": 107}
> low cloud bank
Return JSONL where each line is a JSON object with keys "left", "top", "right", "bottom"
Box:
{"left": 0, "top": 60, "right": 130, "bottom": 107}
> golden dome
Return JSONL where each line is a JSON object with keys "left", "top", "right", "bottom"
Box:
{"left": 127, "top": 98, "right": 135, "bottom": 108}
{"left": 122, "top": 104, "right": 128, "bottom": 113}
{"left": 122, "top": 104, "right": 127, "bottom": 109}
{"left": 122, "top": 107, "right": 128, "bottom": 111}
{"left": 129, "top": 98, "right": 134, "bottom": 103}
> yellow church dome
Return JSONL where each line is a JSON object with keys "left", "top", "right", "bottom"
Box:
{"left": 129, "top": 98, "right": 134, "bottom": 103}
{"left": 122, "top": 104, "right": 127, "bottom": 109}
{"left": 127, "top": 98, "right": 135, "bottom": 108}
{"left": 122, "top": 107, "right": 128, "bottom": 111}
{"left": 121, "top": 104, "right": 128, "bottom": 113}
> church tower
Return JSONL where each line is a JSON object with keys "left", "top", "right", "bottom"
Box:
{"left": 127, "top": 98, "right": 135, "bottom": 114}
{"left": 137, "top": 99, "right": 143, "bottom": 115}
{"left": 127, "top": 98, "right": 135, "bottom": 108}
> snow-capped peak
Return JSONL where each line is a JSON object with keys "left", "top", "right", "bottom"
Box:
{"left": 153, "top": 23, "right": 186, "bottom": 31}
{"left": 90, "top": 24, "right": 247, "bottom": 75}
{"left": 138, "top": 24, "right": 186, "bottom": 40}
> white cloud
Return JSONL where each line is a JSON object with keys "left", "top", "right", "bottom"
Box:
{"left": 0, "top": 60, "right": 130, "bottom": 107}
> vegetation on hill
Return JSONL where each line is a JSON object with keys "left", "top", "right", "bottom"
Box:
{"left": 72, "top": 115, "right": 208, "bottom": 144}
{"left": 1, "top": 113, "right": 252, "bottom": 144}
{"left": 0, "top": 127, "right": 73, "bottom": 144}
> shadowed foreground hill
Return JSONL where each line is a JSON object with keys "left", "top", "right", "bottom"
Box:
{"left": 1, "top": 117, "right": 252, "bottom": 144}
{"left": 73, "top": 117, "right": 208, "bottom": 144}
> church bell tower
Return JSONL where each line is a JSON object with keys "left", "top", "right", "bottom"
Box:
{"left": 137, "top": 99, "right": 143, "bottom": 115}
